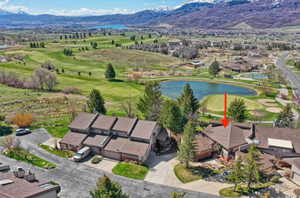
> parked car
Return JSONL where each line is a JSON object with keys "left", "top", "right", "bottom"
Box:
{"left": 15, "top": 128, "right": 31, "bottom": 136}
{"left": 72, "top": 147, "right": 91, "bottom": 162}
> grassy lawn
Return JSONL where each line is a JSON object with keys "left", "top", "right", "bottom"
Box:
{"left": 201, "top": 95, "right": 264, "bottom": 112}
{"left": 112, "top": 162, "right": 149, "bottom": 180}
{"left": 219, "top": 182, "right": 274, "bottom": 197}
{"left": 39, "top": 144, "right": 74, "bottom": 158}
{"left": 4, "top": 148, "right": 56, "bottom": 169}
{"left": 174, "top": 163, "right": 219, "bottom": 183}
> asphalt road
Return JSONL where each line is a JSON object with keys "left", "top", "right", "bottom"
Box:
{"left": 276, "top": 52, "right": 300, "bottom": 96}
{"left": 0, "top": 130, "right": 221, "bottom": 198}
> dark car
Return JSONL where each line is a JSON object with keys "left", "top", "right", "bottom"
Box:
{"left": 15, "top": 128, "right": 31, "bottom": 136}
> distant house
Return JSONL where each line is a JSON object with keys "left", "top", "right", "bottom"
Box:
{"left": 198, "top": 122, "right": 300, "bottom": 167}
{"left": 0, "top": 171, "right": 60, "bottom": 198}
{"left": 60, "top": 113, "right": 167, "bottom": 164}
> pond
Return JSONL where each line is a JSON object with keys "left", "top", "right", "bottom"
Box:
{"left": 90, "top": 24, "right": 128, "bottom": 30}
{"left": 160, "top": 80, "right": 257, "bottom": 100}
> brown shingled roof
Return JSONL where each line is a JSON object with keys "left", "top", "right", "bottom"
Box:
{"left": 203, "top": 123, "right": 247, "bottom": 150}
{"left": 255, "top": 126, "right": 300, "bottom": 154}
{"left": 91, "top": 115, "right": 117, "bottom": 131}
{"left": 104, "top": 137, "right": 150, "bottom": 158}
{"left": 0, "top": 173, "right": 59, "bottom": 198}
{"left": 60, "top": 131, "right": 88, "bottom": 146}
{"left": 195, "top": 134, "right": 214, "bottom": 153}
{"left": 130, "top": 120, "right": 157, "bottom": 140}
{"left": 83, "top": 134, "right": 110, "bottom": 147}
{"left": 112, "top": 117, "right": 138, "bottom": 134}
{"left": 69, "top": 113, "right": 98, "bottom": 131}
{"left": 104, "top": 137, "right": 128, "bottom": 153}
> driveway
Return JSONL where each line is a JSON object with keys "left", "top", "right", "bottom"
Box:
{"left": 0, "top": 129, "right": 221, "bottom": 198}
{"left": 145, "top": 152, "right": 231, "bottom": 196}
{"left": 84, "top": 157, "right": 118, "bottom": 173}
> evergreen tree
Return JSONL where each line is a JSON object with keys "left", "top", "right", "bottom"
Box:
{"left": 178, "top": 83, "right": 199, "bottom": 120}
{"left": 227, "top": 157, "right": 244, "bottom": 192}
{"left": 105, "top": 63, "right": 116, "bottom": 80}
{"left": 160, "top": 100, "right": 184, "bottom": 136}
{"left": 170, "top": 192, "right": 186, "bottom": 198}
{"left": 209, "top": 60, "right": 220, "bottom": 77}
{"left": 177, "top": 121, "right": 196, "bottom": 168}
{"left": 90, "top": 175, "right": 129, "bottom": 198}
{"left": 87, "top": 89, "right": 106, "bottom": 114}
{"left": 137, "top": 81, "right": 162, "bottom": 121}
{"left": 244, "top": 145, "right": 261, "bottom": 189}
{"left": 228, "top": 98, "right": 248, "bottom": 122}
{"left": 275, "top": 104, "right": 294, "bottom": 128}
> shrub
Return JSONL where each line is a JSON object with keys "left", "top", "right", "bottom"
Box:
{"left": 12, "top": 113, "right": 33, "bottom": 128}
{"left": 0, "top": 114, "right": 5, "bottom": 122}
{"left": 270, "top": 175, "right": 281, "bottom": 183}
{"left": 91, "top": 156, "right": 103, "bottom": 164}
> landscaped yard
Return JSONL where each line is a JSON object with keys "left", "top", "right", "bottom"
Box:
{"left": 39, "top": 144, "right": 74, "bottom": 158}
{"left": 112, "top": 162, "right": 149, "bottom": 180}
{"left": 174, "top": 163, "right": 219, "bottom": 183}
{"left": 4, "top": 148, "right": 56, "bottom": 169}
{"left": 219, "top": 182, "right": 274, "bottom": 197}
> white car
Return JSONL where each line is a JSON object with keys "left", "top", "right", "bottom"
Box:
{"left": 72, "top": 147, "right": 91, "bottom": 162}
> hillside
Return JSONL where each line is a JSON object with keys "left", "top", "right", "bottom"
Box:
{"left": 0, "top": 0, "right": 300, "bottom": 29}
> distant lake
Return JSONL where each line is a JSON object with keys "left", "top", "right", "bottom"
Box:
{"left": 90, "top": 24, "right": 128, "bottom": 30}
{"left": 160, "top": 80, "right": 257, "bottom": 100}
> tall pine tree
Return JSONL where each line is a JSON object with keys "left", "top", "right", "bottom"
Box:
{"left": 90, "top": 175, "right": 129, "bottom": 198}
{"left": 159, "top": 100, "right": 184, "bottom": 135}
{"left": 105, "top": 63, "right": 116, "bottom": 80}
{"left": 178, "top": 83, "right": 199, "bottom": 120}
{"left": 177, "top": 121, "right": 196, "bottom": 168}
{"left": 87, "top": 89, "right": 106, "bottom": 114}
{"left": 137, "top": 81, "right": 162, "bottom": 121}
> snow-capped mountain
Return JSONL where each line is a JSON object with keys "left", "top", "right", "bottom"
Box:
{"left": 0, "top": 0, "right": 299, "bottom": 29}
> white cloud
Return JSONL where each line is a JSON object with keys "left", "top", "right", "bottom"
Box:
{"left": 0, "top": 0, "right": 9, "bottom": 7}
{"left": 40, "top": 8, "right": 134, "bottom": 16}
{"left": 0, "top": 0, "right": 134, "bottom": 16}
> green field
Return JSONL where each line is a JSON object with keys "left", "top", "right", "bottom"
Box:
{"left": 0, "top": 32, "right": 284, "bottom": 138}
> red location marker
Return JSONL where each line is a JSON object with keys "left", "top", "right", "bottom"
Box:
{"left": 221, "top": 93, "right": 230, "bottom": 128}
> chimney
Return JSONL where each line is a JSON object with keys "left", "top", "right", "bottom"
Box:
{"left": 13, "top": 168, "right": 25, "bottom": 178}
{"left": 25, "top": 171, "right": 36, "bottom": 182}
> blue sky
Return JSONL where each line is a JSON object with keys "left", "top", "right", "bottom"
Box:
{"left": 0, "top": 0, "right": 189, "bottom": 15}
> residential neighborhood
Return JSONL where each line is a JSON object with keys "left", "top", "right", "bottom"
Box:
{"left": 1, "top": 0, "right": 300, "bottom": 198}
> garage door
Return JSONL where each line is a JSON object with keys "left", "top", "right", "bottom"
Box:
{"left": 102, "top": 150, "right": 121, "bottom": 161}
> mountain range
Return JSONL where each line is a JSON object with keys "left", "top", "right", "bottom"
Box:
{"left": 0, "top": 0, "right": 300, "bottom": 29}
